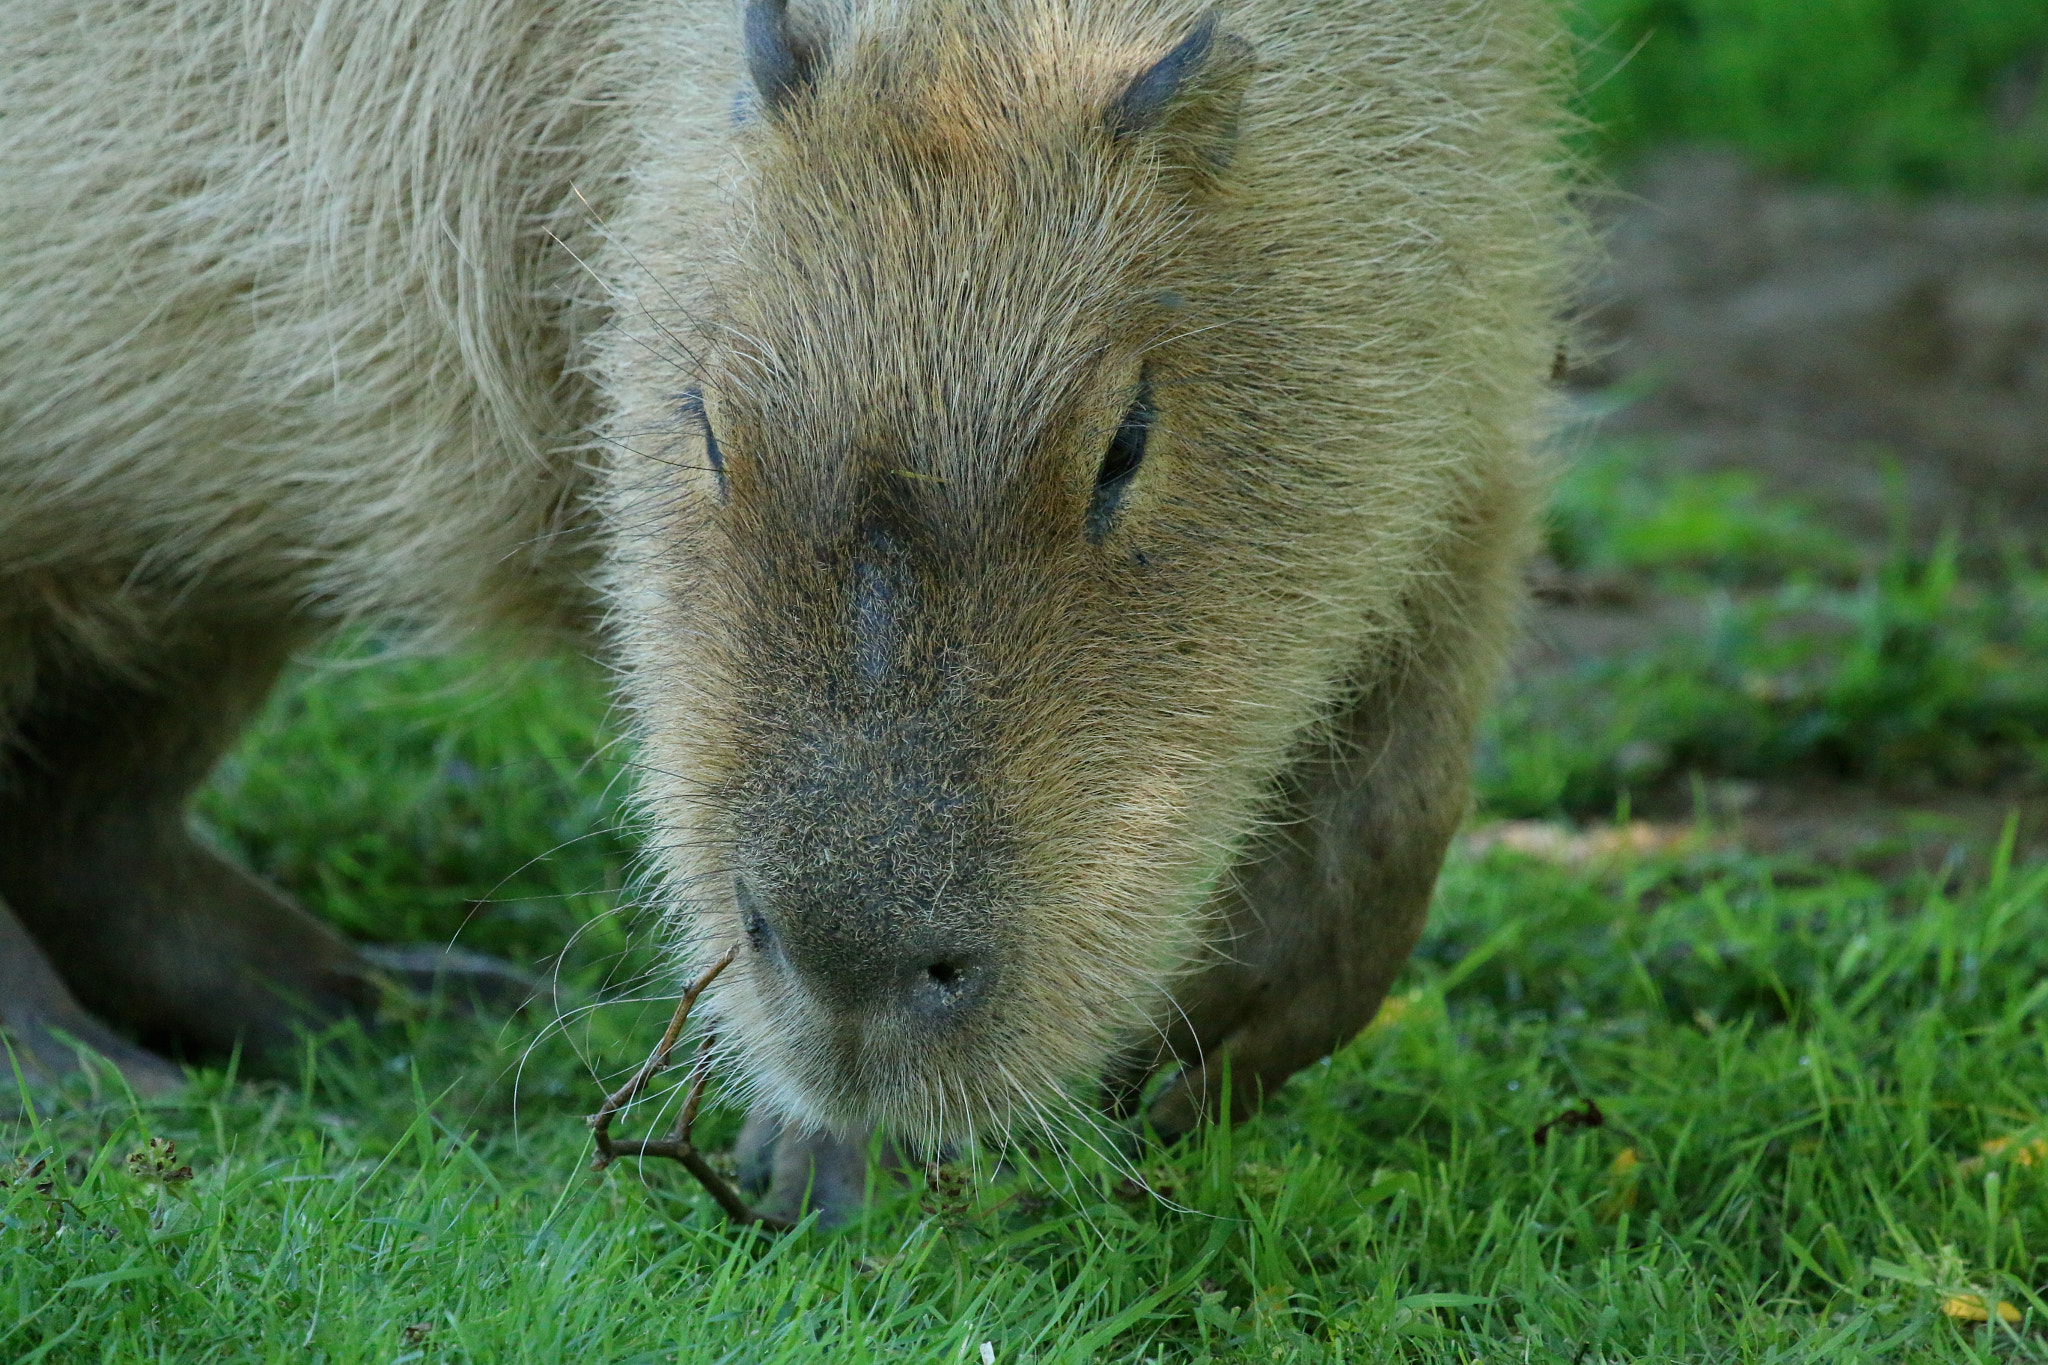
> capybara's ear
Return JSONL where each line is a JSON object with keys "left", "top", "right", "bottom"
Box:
{"left": 1106, "top": 13, "right": 1254, "bottom": 173}
{"left": 745, "top": 0, "right": 826, "bottom": 115}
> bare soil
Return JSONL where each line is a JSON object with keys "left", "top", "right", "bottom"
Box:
{"left": 1570, "top": 149, "right": 2048, "bottom": 547}
{"left": 1509, "top": 151, "right": 2048, "bottom": 868}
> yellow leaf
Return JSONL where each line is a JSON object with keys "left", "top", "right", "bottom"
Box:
{"left": 1982, "top": 1136, "right": 2047, "bottom": 1167}
{"left": 1960, "top": 1134, "right": 2048, "bottom": 1177}
{"left": 1366, "top": 990, "right": 1420, "bottom": 1033}
{"left": 1942, "top": 1294, "right": 2021, "bottom": 1325}
{"left": 1597, "top": 1147, "right": 1641, "bottom": 1221}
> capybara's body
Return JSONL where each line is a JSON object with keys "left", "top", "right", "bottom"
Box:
{"left": 0, "top": 0, "right": 1570, "bottom": 1205}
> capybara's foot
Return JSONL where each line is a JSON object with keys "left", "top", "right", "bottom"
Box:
{"left": 0, "top": 896, "right": 184, "bottom": 1104}
{"left": 735, "top": 1109, "right": 906, "bottom": 1227}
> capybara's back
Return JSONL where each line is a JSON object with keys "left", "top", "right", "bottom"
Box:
{"left": 0, "top": 0, "right": 1573, "bottom": 1217}
{"left": 0, "top": 0, "right": 667, "bottom": 651}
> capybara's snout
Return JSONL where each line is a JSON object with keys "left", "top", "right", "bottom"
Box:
{"left": 733, "top": 834, "right": 1003, "bottom": 1023}
{"left": 738, "top": 871, "right": 998, "bottom": 1026}
{"left": 731, "top": 756, "right": 1008, "bottom": 1032}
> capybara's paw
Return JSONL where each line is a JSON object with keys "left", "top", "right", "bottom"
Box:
{"left": 1, "top": 899, "right": 184, "bottom": 1108}
{"left": 1141, "top": 1071, "right": 1206, "bottom": 1144}
{"left": 0, "top": 1021, "right": 186, "bottom": 1113}
{"left": 733, "top": 1108, "right": 784, "bottom": 1197}
{"left": 734, "top": 1110, "right": 903, "bottom": 1228}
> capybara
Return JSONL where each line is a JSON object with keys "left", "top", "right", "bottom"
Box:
{"left": 0, "top": 0, "right": 1572, "bottom": 1217}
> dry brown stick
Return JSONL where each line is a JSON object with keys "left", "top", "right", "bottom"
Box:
{"left": 586, "top": 946, "right": 794, "bottom": 1231}
{"left": 589, "top": 946, "right": 734, "bottom": 1157}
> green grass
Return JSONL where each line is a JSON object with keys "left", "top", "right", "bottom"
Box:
{"left": 1543, "top": 440, "right": 1864, "bottom": 589}
{"left": 1568, "top": 0, "right": 2048, "bottom": 194}
{"left": 1481, "top": 442, "right": 2048, "bottom": 818}
{"left": 194, "top": 647, "right": 636, "bottom": 965}
{"left": 7, "top": 827, "right": 2046, "bottom": 1360}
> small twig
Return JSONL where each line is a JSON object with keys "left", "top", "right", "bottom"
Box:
{"left": 587, "top": 947, "right": 794, "bottom": 1231}
{"left": 1532, "top": 1097, "right": 1605, "bottom": 1146}
{"left": 589, "top": 950, "right": 730, "bottom": 1147}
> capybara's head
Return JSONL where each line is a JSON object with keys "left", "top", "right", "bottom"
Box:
{"left": 608, "top": 0, "right": 1406, "bottom": 1145}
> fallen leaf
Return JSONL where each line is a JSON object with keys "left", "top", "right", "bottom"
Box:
{"left": 1957, "top": 1133, "right": 2047, "bottom": 1176}
{"left": 1983, "top": 1135, "right": 2046, "bottom": 1167}
{"left": 0, "top": 1158, "right": 53, "bottom": 1196}
{"left": 1366, "top": 990, "right": 1421, "bottom": 1033}
{"left": 1941, "top": 1294, "right": 2021, "bottom": 1325}
{"left": 1598, "top": 1147, "right": 1642, "bottom": 1221}
{"left": 1463, "top": 820, "right": 1705, "bottom": 869}
{"left": 1533, "top": 1099, "right": 1604, "bottom": 1146}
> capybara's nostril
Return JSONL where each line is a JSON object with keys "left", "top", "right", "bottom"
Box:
{"left": 905, "top": 954, "right": 983, "bottom": 1019}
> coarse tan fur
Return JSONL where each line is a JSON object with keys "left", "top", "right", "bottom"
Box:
{"left": 0, "top": 0, "right": 1574, "bottom": 1199}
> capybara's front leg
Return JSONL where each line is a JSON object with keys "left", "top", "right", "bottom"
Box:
{"left": 735, "top": 1109, "right": 928, "bottom": 1227}
{"left": 1132, "top": 653, "right": 1478, "bottom": 1137}
{"left": 1115, "top": 493, "right": 1534, "bottom": 1139}
{"left": 0, "top": 617, "right": 376, "bottom": 1068}
{"left": 735, "top": 1111, "right": 874, "bottom": 1226}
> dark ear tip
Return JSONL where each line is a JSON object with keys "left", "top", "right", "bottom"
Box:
{"left": 1176, "top": 10, "right": 1221, "bottom": 61}
{"left": 746, "top": 0, "right": 816, "bottom": 115}
{"left": 1108, "top": 11, "right": 1246, "bottom": 142}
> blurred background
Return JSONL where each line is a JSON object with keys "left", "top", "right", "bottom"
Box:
{"left": 194, "top": 0, "right": 2048, "bottom": 979}
{"left": 1498, "top": 0, "right": 2048, "bottom": 872}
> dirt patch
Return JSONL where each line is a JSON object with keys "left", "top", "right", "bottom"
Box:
{"left": 1467, "top": 783, "right": 2048, "bottom": 885}
{"left": 1488, "top": 152, "right": 2048, "bottom": 870}
{"left": 1568, "top": 149, "right": 2048, "bottom": 547}
{"left": 1712, "top": 779, "right": 2048, "bottom": 879}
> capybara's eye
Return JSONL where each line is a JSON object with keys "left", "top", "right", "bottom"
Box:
{"left": 680, "top": 389, "right": 726, "bottom": 499}
{"left": 1086, "top": 376, "right": 1152, "bottom": 541}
